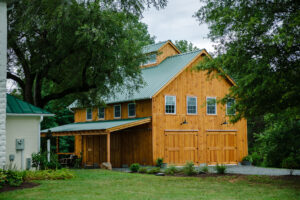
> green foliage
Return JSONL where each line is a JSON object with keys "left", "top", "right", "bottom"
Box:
{"left": 155, "top": 158, "right": 164, "bottom": 168}
{"left": 201, "top": 165, "right": 209, "bottom": 173}
{"left": 0, "top": 170, "right": 7, "bottom": 188}
{"left": 137, "top": 167, "right": 148, "bottom": 174}
{"left": 25, "top": 169, "right": 74, "bottom": 181}
{"left": 164, "top": 165, "right": 179, "bottom": 175}
{"left": 174, "top": 40, "right": 199, "bottom": 53}
{"left": 215, "top": 164, "right": 226, "bottom": 174}
{"left": 74, "top": 157, "right": 83, "bottom": 169}
{"left": 242, "top": 155, "right": 253, "bottom": 163}
{"left": 252, "top": 111, "right": 300, "bottom": 169}
{"left": 195, "top": 1, "right": 300, "bottom": 122}
{"left": 147, "top": 167, "right": 161, "bottom": 174}
{"left": 7, "top": 0, "right": 165, "bottom": 107}
{"left": 129, "top": 163, "right": 140, "bottom": 172}
{"left": 183, "top": 161, "right": 196, "bottom": 176}
{"left": 32, "top": 152, "right": 61, "bottom": 170}
{"left": 4, "top": 170, "right": 24, "bottom": 187}
{"left": 250, "top": 152, "right": 264, "bottom": 166}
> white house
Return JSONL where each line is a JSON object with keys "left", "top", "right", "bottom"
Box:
{"left": 6, "top": 94, "right": 54, "bottom": 170}
{"left": 0, "top": 1, "right": 7, "bottom": 169}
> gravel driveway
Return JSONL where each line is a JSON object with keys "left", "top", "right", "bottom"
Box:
{"left": 211, "top": 165, "right": 300, "bottom": 176}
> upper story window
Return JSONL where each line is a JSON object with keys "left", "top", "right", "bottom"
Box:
{"left": 187, "top": 96, "right": 197, "bottom": 114}
{"left": 206, "top": 97, "right": 217, "bottom": 115}
{"left": 128, "top": 103, "right": 136, "bottom": 117}
{"left": 144, "top": 54, "right": 157, "bottom": 65}
{"left": 98, "top": 107, "right": 105, "bottom": 120}
{"left": 86, "top": 108, "right": 92, "bottom": 120}
{"left": 226, "top": 99, "right": 235, "bottom": 115}
{"left": 165, "top": 96, "right": 176, "bottom": 114}
{"left": 114, "top": 105, "right": 121, "bottom": 119}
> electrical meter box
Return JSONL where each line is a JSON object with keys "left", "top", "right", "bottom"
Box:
{"left": 16, "top": 139, "right": 25, "bottom": 150}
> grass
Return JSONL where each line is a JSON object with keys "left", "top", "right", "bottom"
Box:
{"left": 1, "top": 169, "right": 300, "bottom": 200}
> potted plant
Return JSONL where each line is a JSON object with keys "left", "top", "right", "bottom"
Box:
{"left": 241, "top": 155, "right": 253, "bottom": 166}
{"left": 156, "top": 158, "right": 167, "bottom": 168}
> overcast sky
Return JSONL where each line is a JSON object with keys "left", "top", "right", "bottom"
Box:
{"left": 141, "top": 0, "right": 215, "bottom": 52}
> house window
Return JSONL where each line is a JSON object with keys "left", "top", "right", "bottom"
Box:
{"left": 206, "top": 97, "right": 217, "bottom": 115}
{"left": 226, "top": 99, "right": 235, "bottom": 115}
{"left": 187, "top": 96, "right": 197, "bottom": 114}
{"left": 86, "top": 108, "right": 92, "bottom": 120}
{"left": 144, "top": 54, "right": 156, "bottom": 65}
{"left": 128, "top": 103, "right": 136, "bottom": 117}
{"left": 98, "top": 107, "right": 105, "bottom": 120}
{"left": 165, "top": 96, "right": 176, "bottom": 114}
{"left": 114, "top": 105, "right": 121, "bottom": 118}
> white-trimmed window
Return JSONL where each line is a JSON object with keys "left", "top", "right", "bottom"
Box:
{"left": 226, "top": 99, "right": 235, "bottom": 115}
{"left": 98, "top": 107, "right": 105, "bottom": 120}
{"left": 165, "top": 96, "right": 176, "bottom": 114}
{"left": 114, "top": 105, "right": 121, "bottom": 118}
{"left": 86, "top": 108, "right": 92, "bottom": 120}
{"left": 128, "top": 103, "right": 136, "bottom": 117}
{"left": 206, "top": 97, "right": 217, "bottom": 115}
{"left": 187, "top": 96, "right": 197, "bottom": 114}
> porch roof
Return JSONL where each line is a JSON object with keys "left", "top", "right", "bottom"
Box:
{"left": 41, "top": 117, "right": 151, "bottom": 135}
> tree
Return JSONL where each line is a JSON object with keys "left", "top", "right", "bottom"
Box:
{"left": 7, "top": 0, "right": 166, "bottom": 107}
{"left": 174, "top": 40, "right": 199, "bottom": 53}
{"left": 195, "top": 0, "right": 300, "bottom": 121}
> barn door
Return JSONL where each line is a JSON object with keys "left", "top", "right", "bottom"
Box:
{"left": 206, "top": 132, "right": 237, "bottom": 165}
{"left": 164, "top": 131, "right": 198, "bottom": 165}
{"left": 85, "top": 135, "right": 94, "bottom": 166}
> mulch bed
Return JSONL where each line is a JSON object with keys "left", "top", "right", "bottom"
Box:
{"left": 0, "top": 182, "right": 40, "bottom": 193}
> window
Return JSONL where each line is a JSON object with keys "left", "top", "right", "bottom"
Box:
{"left": 144, "top": 54, "right": 157, "bottom": 65}
{"left": 114, "top": 105, "right": 121, "bottom": 118}
{"left": 187, "top": 96, "right": 197, "bottom": 114}
{"left": 165, "top": 96, "right": 176, "bottom": 114}
{"left": 86, "top": 108, "right": 92, "bottom": 120}
{"left": 226, "top": 99, "right": 235, "bottom": 115}
{"left": 206, "top": 97, "right": 217, "bottom": 115}
{"left": 98, "top": 107, "right": 105, "bottom": 120}
{"left": 128, "top": 103, "right": 136, "bottom": 117}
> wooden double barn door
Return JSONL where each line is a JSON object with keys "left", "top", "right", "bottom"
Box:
{"left": 164, "top": 131, "right": 198, "bottom": 165}
{"left": 164, "top": 131, "right": 238, "bottom": 165}
{"left": 206, "top": 131, "right": 238, "bottom": 165}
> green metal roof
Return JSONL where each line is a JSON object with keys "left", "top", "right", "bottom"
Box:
{"left": 6, "top": 94, "right": 54, "bottom": 116}
{"left": 41, "top": 117, "right": 150, "bottom": 133}
{"left": 106, "top": 49, "right": 202, "bottom": 104}
{"left": 142, "top": 41, "right": 168, "bottom": 54}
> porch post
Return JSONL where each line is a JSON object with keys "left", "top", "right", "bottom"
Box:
{"left": 107, "top": 132, "right": 111, "bottom": 164}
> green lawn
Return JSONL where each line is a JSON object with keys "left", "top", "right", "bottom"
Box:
{"left": 1, "top": 169, "right": 300, "bottom": 200}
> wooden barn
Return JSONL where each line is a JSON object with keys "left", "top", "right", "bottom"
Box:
{"left": 42, "top": 40, "right": 248, "bottom": 167}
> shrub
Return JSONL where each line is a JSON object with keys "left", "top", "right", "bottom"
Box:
{"left": 0, "top": 170, "right": 7, "bottom": 188}
{"left": 215, "top": 164, "right": 226, "bottom": 174}
{"left": 147, "top": 167, "right": 160, "bottom": 174}
{"left": 164, "top": 165, "right": 179, "bottom": 175}
{"left": 74, "top": 157, "right": 82, "bottom": 169}
{"left": 201, "top": 165, "right": 209, "bottom": 173}
{"left": 251, "top": 152, "right": 263, "bottom": 166}
{"left": 156, "top": 158, "right": 164, "bottom": 168}
{"left": 242, "top": 155, "right": 253, "bottom": 162}
{"left": 129, "top": 163, "right": 140, "bottom": 172}
{"left": 5, "top": 170, "right": 24, "bottom": 187}
{"left": 138, "top": 167, "right": 148, "bottom": 174}
{"left": 25, "top": 169, "right": 74, "bottom": 180}
{"left": 183, "top": 161, "right": 196, "bottom": 176}
{"left": 32, "top": 152, "right": 61, "bottom": 170}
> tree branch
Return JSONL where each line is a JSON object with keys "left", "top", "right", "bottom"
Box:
{"left": 7, "top": 72, "right": 25, "bottom": 91}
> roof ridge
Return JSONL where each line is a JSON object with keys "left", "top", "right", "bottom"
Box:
{"left": 74, "top": 117, "right": 150, "bottom": 124}
{"left": 170, "top": 49, "right": 203, "bottom": 58}
{"left": 143, "top": 40, "right": 169, "bottom": 48}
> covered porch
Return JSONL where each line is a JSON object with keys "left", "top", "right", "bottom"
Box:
{"left": 41, "top": 117, "right": 152, "bottom": 168}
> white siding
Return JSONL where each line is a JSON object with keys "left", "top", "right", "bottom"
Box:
{"left": 6, "top": 116, "right": 40, "bottom": 170}
{"left": 0, "top": 2, "right": 7, "bottom": 168}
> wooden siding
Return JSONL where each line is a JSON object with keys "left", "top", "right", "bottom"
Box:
{"left": 152, "top": 53, "right": 248, "bottom": 165}
{"left": 74, "top": 99, "right": 152, "bottom": 122}
{"left": 81, "top": 124, "right": 152, "bottom": 167}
